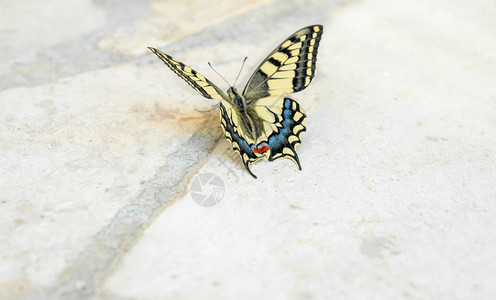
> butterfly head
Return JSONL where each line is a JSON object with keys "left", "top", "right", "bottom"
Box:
{"left": 227, "top": 87, "right": 245, "bottom": 108}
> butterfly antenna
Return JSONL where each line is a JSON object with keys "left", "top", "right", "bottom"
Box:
{"left": 233, "top": 57, "right": 248, "bottom": 88}
{"left": 208, "top": 62, "right": 231, "bottom": 87}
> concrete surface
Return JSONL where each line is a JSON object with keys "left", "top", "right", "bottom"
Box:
{"left": 1, "top": 0, "right": 495, "bottom": 299}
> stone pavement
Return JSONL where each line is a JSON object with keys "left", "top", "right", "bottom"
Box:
{"left": 1, "top": 0, "right": 495, "bottom": 299}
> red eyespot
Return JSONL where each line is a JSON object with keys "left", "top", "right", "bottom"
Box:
{"left": 254, "top": 144, "right": 269, "bottom": 154}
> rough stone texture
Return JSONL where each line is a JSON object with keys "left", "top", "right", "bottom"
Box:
{"left": 1, "top": 0, "right": 495, "bottom": 299}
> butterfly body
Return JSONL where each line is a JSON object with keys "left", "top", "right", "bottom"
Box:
{"left": 227, "top": 87, "right": 246, "bottom": 109}
{"left": 149, "top": 25, "right": 323, "bottom": 178}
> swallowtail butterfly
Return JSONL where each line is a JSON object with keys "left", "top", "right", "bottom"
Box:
{"left": 149, "top": 25, "right": 323, "bottom": 178}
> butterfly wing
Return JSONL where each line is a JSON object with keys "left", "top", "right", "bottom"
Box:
{"left": 220, "top": 97, "right": 306, "bottom": 178}
{"left": 249, "top": 97, "right": 306, "bottom": 167}
{"left": 242, "top": 25, "right": 323, "bottom": 102}
{"left": 148, "top": 47, "right": 228, "bottom": 101}
{"left": 219, "top": 99, "right": 262, "bottom": 178}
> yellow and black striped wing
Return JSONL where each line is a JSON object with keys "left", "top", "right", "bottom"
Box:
{"left": 242, "top": 25, "right": 323, "bottom": 102}
{"left": 148, "top": 47, "right": 228, "bottom": 101}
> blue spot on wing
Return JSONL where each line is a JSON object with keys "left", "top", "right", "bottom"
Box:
{"left": 268, "top": 99, "right": 297, "bottom": 149}
{"left": 284, "top": 98, "right": 291, "bottom": 109}
{"left": 267, "top": 98, "right": 306, "bottom": 168}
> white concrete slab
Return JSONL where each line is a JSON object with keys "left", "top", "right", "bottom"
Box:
{"left": 1, "top": 0, "right": 495, "bottom": 299}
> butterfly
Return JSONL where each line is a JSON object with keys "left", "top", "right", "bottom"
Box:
{"left": 149, "top": 25, "right": 323, "bottom": 178}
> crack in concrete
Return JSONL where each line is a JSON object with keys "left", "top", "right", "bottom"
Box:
{"left": 0, "top": 0, "right": 153, "bottom": 91}
{"left": 38, "top": 116, "right": 220, "bottom": 300}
